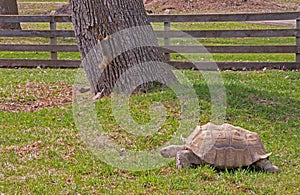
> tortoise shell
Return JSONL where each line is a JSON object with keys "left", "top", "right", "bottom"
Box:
{"left": 185, "top": 122, "right": 271, "bottom": 169}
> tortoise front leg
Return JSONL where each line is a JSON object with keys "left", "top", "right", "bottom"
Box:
{"left": 176, "top": 150, "right": 204, "bottom": 170}
{"left": 253, "top": 159, "right": 280, "bottom": 173}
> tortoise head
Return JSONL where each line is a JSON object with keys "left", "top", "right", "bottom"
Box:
{"left": 160, "top": 145, "right": 185, "bottom": 158}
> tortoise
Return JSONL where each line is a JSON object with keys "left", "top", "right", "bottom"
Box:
{"left": 160, "top": 122, "right": 280, "bottom": 173}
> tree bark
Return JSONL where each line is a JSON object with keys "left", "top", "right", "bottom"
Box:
{"left": 0, "top": 0, "right": 21, "bottom": 30}
{"left": 71, "top": 0, "right": 174, "bottom": 96}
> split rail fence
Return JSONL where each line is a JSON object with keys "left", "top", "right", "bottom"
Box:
{"left": 0, "top": 12, "right": 299, "bottom": 70}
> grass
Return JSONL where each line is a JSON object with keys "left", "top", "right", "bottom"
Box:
{"left": 0, "top": 5, "right": 299, "bottom": 194}
{"left": 0, "top": 51, "right": 81, "bottom": 60}
{"left": 17, "top": 2, "right": 68, "bottom": 15}
{"left": 0, "top": 21, "right": 297, "bottom": 63}
{"left": 0, "top": 68, "right": 299, "bottom": 194}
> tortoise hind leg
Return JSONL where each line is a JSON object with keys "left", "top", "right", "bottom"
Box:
{"left": 253, "top": 159, "right": 280, "bottom": 173}
{"left": 176, "top": 150, "right": 204, "bottom": 170}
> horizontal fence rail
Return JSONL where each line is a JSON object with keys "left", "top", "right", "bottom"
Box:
{"left": 0, "top": 59, "right": 81, "bottom": 68}
{"left": 0, "top": 30, "right": 75, "bottom": 37}
{"left": 1, "top": 45, "right": 298, "bottom": 54}
{"left": 0, "top": 12, "right": 299, "bottom": 70}
{"left": 1, "top": 29, "right": 299, "bottom": 38}
{"left": 0, "top": 44, "right": 78, "bottom": 52}
{"left": 155, "top": 29, "right": 300, "bottom": 38}
{"left": 149, "top": 12, "right": 300, "bottom": 22}
{"left": 0, "top": 15, "right": 72, "bottom": 23}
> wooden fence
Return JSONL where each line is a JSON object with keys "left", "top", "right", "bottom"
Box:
{"left": 0, "top": 12, "right": 299, "bottom": 70}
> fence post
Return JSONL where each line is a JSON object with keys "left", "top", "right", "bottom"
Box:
{"left": 296, "top": 18, "right": 300, "bottom": 63}
{"left": 50, "top": 17, "right": 57, "bottom": 60}
{"left": 164, "top": 21, "right": 170, "bottom": 61}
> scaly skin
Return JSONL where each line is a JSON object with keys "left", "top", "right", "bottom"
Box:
{"left": 160, "top": 145, "right": 185, "bottom": 158}
{"left": 160, "top": 145, "right": 281, "bottom": 173}
{"left": 254, "top": 159, "right": 280, "bottom": 173}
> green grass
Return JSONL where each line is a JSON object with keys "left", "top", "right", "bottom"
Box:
{"left": 172, "top": 53, "right": 295, "bottom": 62}
{"left": 0, "top": 21, "right": 297, "bottom": 62}
{"left": 17, "top": 1, "right": 68, "bottom": 15}
{"left": 0, "top": 7, "right": 299, "bottom": 194}
{"left": 0, "top": 68, "right": 299, "bottom": 194}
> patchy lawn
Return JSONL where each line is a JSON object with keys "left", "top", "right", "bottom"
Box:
{"left": 0, "top": 68, "right": 299, "bottom": 194}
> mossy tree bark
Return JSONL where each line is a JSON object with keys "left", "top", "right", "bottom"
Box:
{"left": 71, "top": 0, "right": 173, "bottom": 96}
{"left": 0, "top": 0, "right": 21, "bottom": 30}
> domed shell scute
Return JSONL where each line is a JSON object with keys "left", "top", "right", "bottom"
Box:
{"left": 185, "top": 123, "right": 272, "bottom": 169}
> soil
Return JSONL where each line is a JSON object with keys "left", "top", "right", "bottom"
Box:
{"left": 0, "top": 83, "right": 72, "bottom": 112}
{"left": 51, "top": 0, "right": 299, "bottom": 15}
{"left": 144, "top": 0, "right": 299, "bottom": 14}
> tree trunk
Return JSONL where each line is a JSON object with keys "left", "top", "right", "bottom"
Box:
{"left": 71, "top": 0, "right": 174, "bottom": 96}
{"left": 0, "top": 0, "right": 21, "bottom": 30}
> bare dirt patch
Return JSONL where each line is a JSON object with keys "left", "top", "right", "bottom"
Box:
{"left": 0, "top": 83, "right": 72, "bottom": 112}
{"left": 6, "top": 141, "right": 43, "bottom": 162}
{"left": 51, "top": 0, "right": 299, "bottom": 15}
{"left": 144, "top": 0, "right": 299, "bottom": 14}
